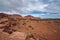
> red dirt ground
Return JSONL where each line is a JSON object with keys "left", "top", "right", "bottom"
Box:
{"left": 0, "top": 13, "right": 60, "bottom": 40}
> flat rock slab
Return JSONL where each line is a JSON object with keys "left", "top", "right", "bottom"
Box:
{"left": 9, "top": 32, "right": 27, "bottom": 40}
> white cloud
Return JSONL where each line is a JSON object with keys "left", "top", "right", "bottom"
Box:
{"left": 20, "top": 1, "right": 48, "bottom": 13}
{"left": 0, "top": 10, "right": 20, "bottom": 14}
{"left": 0, "top": 0, "right": 48, "bottom": 13}
{"left": 27, "top": 4, "right": 48, "bottom": 11}
{"left": 44, "top": 0, "right": 60, "bottom": 13}
{"left": 0, "top": 0, "right": 60, "bottom": 14}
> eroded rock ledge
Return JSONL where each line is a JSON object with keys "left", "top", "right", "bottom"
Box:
{"left": 0, "top": 13, "right": 60, "bottom": 40}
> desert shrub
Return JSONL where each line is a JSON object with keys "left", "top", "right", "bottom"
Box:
{"left": 0, "top": 16, "right": 3, "bottom": 18}
{"left": 29, "top": 25, "right": 33, "bottom": 30}
{"left": 23, "top": 23, "right": 26, "bottom": 25}
{"left": 48, "top": 21, "right": 51, "bottom": 23}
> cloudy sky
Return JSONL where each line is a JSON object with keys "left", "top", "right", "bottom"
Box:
{"left": 0, "top": 0, "right": 60, "bottom": 18}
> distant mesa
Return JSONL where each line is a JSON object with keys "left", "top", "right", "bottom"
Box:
{"left": 25, "top": 15, "right": 34, "bottom": 17}
{"left": 12, "top": 14, "right": 22, "bottom": 17}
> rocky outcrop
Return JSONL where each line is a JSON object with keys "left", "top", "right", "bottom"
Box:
{"left": 0, "top": 13, "right": 60, "bottom": 40}
{"left": 9, "top": 32, "right": 27, "bottom": 40}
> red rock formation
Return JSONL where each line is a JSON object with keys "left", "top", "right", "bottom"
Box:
{"left": 0, "top": 13, "right": 60, "bottom": 40}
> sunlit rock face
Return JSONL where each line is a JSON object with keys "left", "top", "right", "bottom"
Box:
{"left": 0, "top": 13, "right": 60, "bottom": 40}
{"left": 0, "top": 30, "right": 9, "bottom": 40}
{"left": 9, "top": 32, "right": 27, "bottom": 40}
